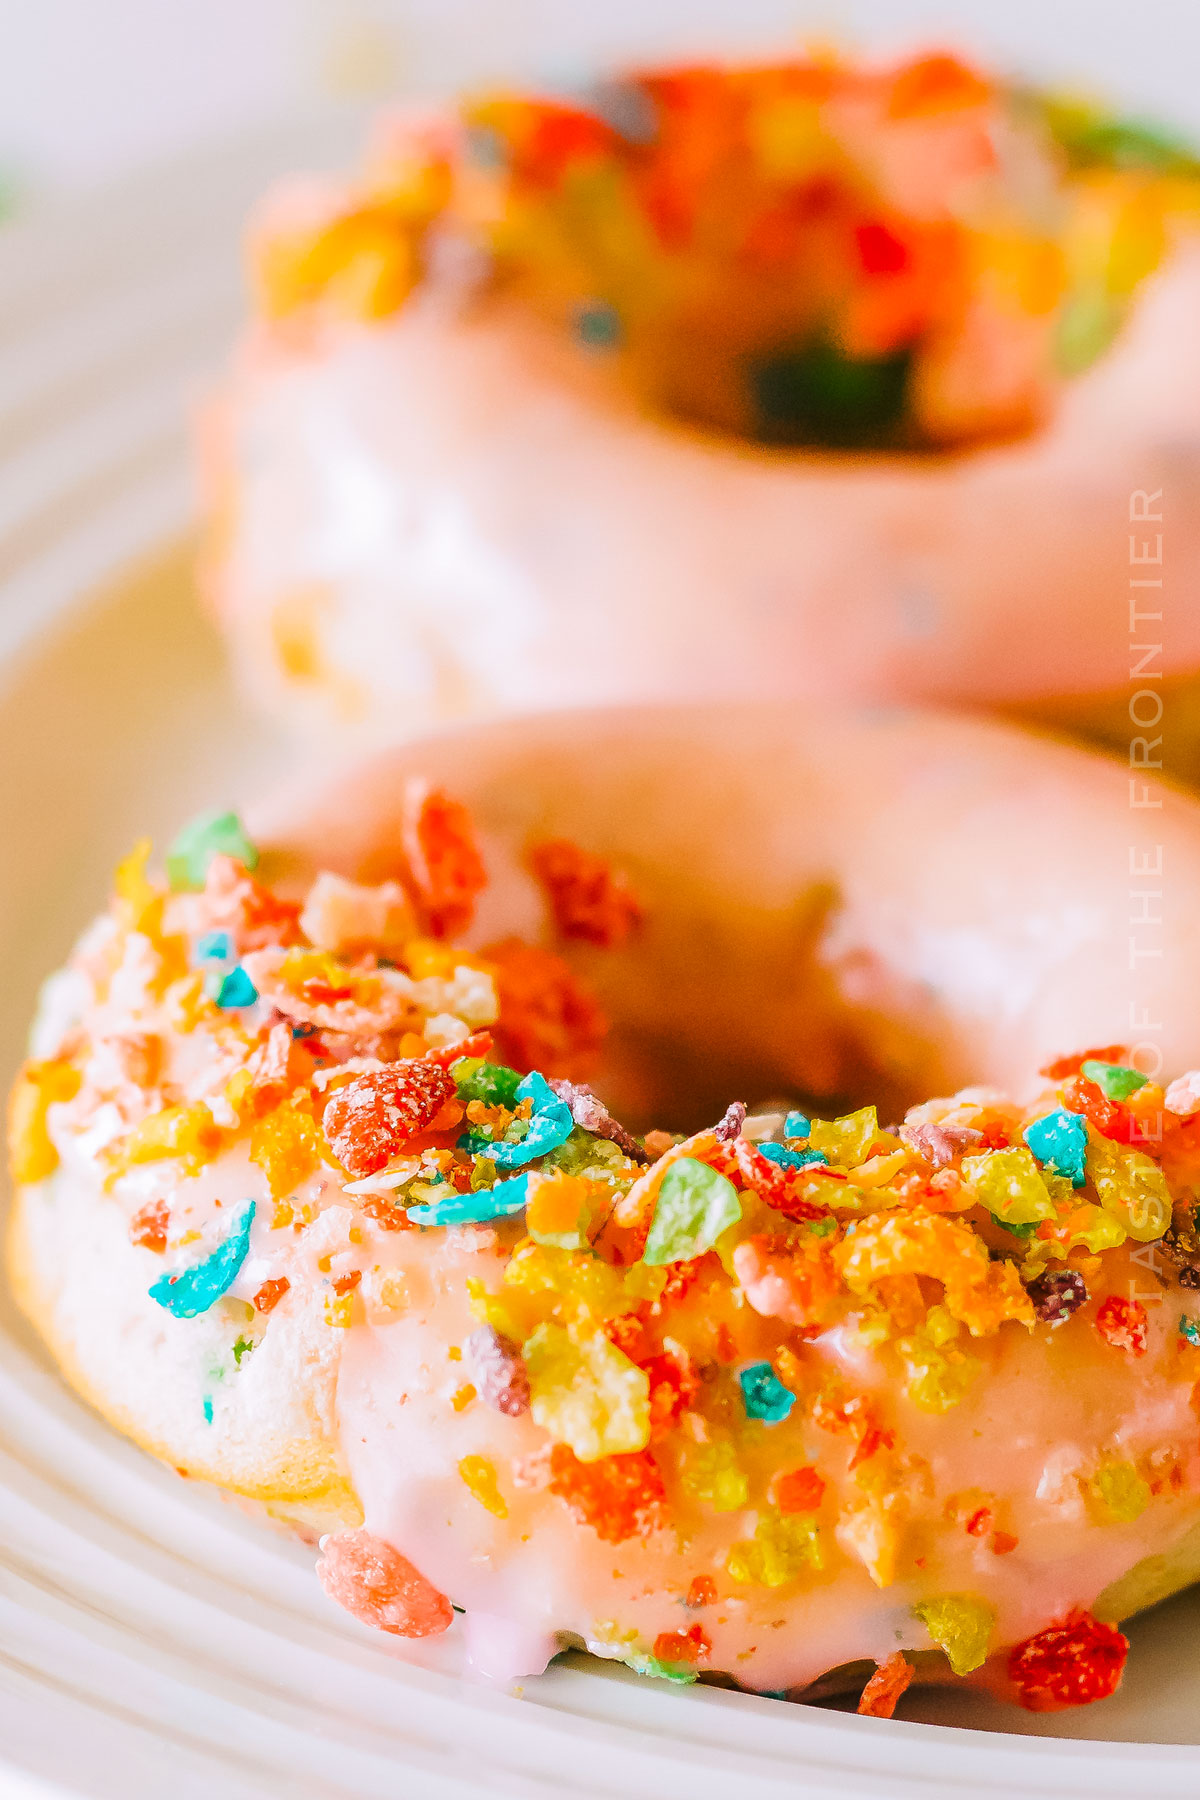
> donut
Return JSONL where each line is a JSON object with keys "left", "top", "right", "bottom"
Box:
{"left": 11, "top": 702, "right": 1200, "bottom": 1716}
{"left": 202, "top": 52, "right": 1200, "bottom": 761}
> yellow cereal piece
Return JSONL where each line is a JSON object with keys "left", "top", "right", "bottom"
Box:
{"left": 748, "top": 96, "right": 826, "bottom": 180}
{"left": 372, "top": 1269, "right": 410, "bottom": 1312}
{"left": 113, "top": 838, "right": 162, "bottom": 937}
{"left": 324, "top": 1291, "right": 354, "bottom": 1329}
{"left": 1088, "top": 1134, "right": 1172, "bottom": 1243}
{"left": 404, "top": 938, "right": 495, "bottom": 982}
{"left": 525, "top": 1171, "right": 605, "bottom": 1250}
{"left": 1059, "top": 1203, "right": 1127, "bottom": 1255}
{"left": 679, "top": 1436, "right": 750, "bottom": 1513}
{"left": 250, "top": 1103, "right": 321, "bottom": 1200}
{"left": 116, "top": 1102, "right": 221, "bottom": 1176}
{"left": 524, "top": 1323, "right": 650, "bottom": 1461}
{"left": 913, "top": 1594, "right": 996, "bottom": 1676}
{"left": 452, "top": 1383, "right": 477, "bottom": 1412}
{"left": 834, "top": 1212, "right": 1034, "bottom": 1337}
{"left": 896, "top": 1329, "right": 980, "bottom": 1413}
{"left": 504, "top": 1241, "right": 630, "bottom": 1327}
{"left": 459, "top": 1455, "right": 508, "bottom": 1519}
{"left": 727, "top": 1509, "right": 824, "bottom": 1588}
{"left": 961, "top": 1146, "right": 1056, "bottom": 1225}
{"left": 1089, "top": 1461, "right": 1151, "bottom": 1523}
{"left": 837, "top": 1501, "right": 897, "bottom": 1589}
{"left": 7, "top": 1059, "right": 81, "bottom": 1185}
{"left": 809, "top": 1106, "right": 880, "bottom": 1168}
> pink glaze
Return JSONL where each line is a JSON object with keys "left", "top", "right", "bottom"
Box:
{"left": 206, "top": 246, "right": 1200, "bottom": 743}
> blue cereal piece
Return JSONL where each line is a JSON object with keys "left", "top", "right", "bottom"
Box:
{"left": 739, "top": 1361, "right": 796, "bottom": 1424}
{"left": 150, "top": 1201, "right": 256, "bottom": 1319}
{"left": 783, "top": 1111, "right": 811, "bottom": 1140}
{"left": 1022, "top": 1109, "right": 1088, "bottom": 1187}
{"left": 216, "top": 966, "right": 258, "bottom": 1010}
{"left": 195, "top": 929, "right": 234, "bottom": 965}
{"left": 759, "top": 1141, "right": 828, "bottom": 1171}
{"left": 460, "top": 1070, "right": 574, "bottom": 1169}
{"left": 407, "top": 1172, "right": 530, "bottom": 1227}
{"left": 166, "top": 809, "right": 259, "bottom": 891}
{"left": 202, "top": 1395, "right": 214, "bottom": 1425}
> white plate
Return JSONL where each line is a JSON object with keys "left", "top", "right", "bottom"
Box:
{"left": 5, "top": 120, "right": 1200, "bottom": 1800}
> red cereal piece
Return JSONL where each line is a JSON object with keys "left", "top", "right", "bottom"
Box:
{"left": 548, "top": 1443, "right": 667, "bottom": 1544}
{"left": 857, "top": 1652, "right": 914, "bottom": 1719}
{"left": 323, "top": 1060, "right": 455, "bottom": 1178}
{"left": 991, "top": 1530, "right": 1019, "bottom": 1555}
{"left": 1008, "top": 1610, "right": 1129, "bottom": 1711}
{"left": 422, "top": 1030, "right": 493, "bottom": 1068}
{"left": 1060, "top": 1075, "right": 1135, "bottom": 1143}
{"left": 252, "top": 1276, "right": 290, "bottom": 1313}
{"left": 466, "top": 1325, "right": 531, "bottom": 1417}
{"left": 733, "top": 1137, "right": 829, "bottom": 1223}
{"left": 772, "top": 1466, "right": 826, "bottom": 1514}
{"left": 1040, "top": 1045, "right": 1130, "bottom": 1081}
{"left": 642, "top": 1346, "right": 699, "bottom": 1436}
{"left": 686, "top": 1575, "right": 717, "bottom": 1609}
{"left": 528, "top": 838, "right": 644, "bottom": 949}
{"left": 316, "top": 1527, "right": 453, "bottom": 1638}
{"left": 965, "top": 1506, "right": 993, "bottom": 1538}
{"left": 400, "top": 780, "right": 487, "bottom": 937}
{"left": 652, "top": 1624, "right": 711, "bottom": 1666}
{"left": 129, "top": 1198, "right": 170, "bottom": 1253}
{"left": 332, "top": 1270, "right": 362, "bottom": 1296}
{"left": 484, "top": 936, "right": 607, "bottom": 1078}
{"left": 1095, "top": 1294, "right": 1149, "bottom": 1356}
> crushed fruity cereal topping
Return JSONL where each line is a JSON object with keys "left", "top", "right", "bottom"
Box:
{"left": 771, "top": 1466, "right": 826, "bottom": 1514}
{"left": 466, "top": 1324, "right": 531, "bottom": 1416}
{"left": 253, "top": 56, "right": 1200, "bottom": 450}
{"left": 129, "top": 1197, "right": 170, "bottom": 1253}
{"left": 485, "top": 937, "right": 608, "bottom": 1078}
{"left": 652, "top": 1625, "right": 710, "bottom": 1667}
{"left": 324, "top": 1061, "right": 456, "bottom": 1177}
{"left": 529, "top": 838, "right": 644, "bottom": 948}
{"left": 458, "top": 1454, "right": 508, "bottom": 1518}
{"left": 317, "top": 1528, "right": 453, "bottom": 1638}
{"left": 1026, "top": 1268, "right": 1087, "bottom": 1323}
{"left": 165, "top": 810, "right": 258, "bottom": 892}
{"left": 1095, "top": 1294, "right": 1148, "bottom": 1356}
{"left": 149, "top": 1201, "right": 256, "bottom": 1319}
{"left": 548, "top": 1078, "right": 650, "bottom": 1162}
{"left": 548, "top": 1443, "right": 667, "bottom": 1543}
{"left": 914, "top": 1594, "right": 995, "bottom": 1676}
{"left": 400, "top": 779, "right": 487, "bottom": 938}
{"left": 857, "top": 1653, "right": 914, "bottom": 1718}
{"left": 1008, "top": 1610, "right": 1128, "bottom": 1711}
{"left": 686, "top": 1575, "right": 717, "bottom": 1609}
{"left": 252, "top": 1276, "right": 290, "bottom": 1314}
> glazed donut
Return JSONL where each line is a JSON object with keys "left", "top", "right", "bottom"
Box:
{"left": 202, "top": 53, "right": 1200, "bottom": 758}
{"left": 11, "top": 703, "right": 1200, "bottom": 1715}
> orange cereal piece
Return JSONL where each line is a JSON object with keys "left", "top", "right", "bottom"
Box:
{"left": 686, "top": 1575, "right": 717, "bottom": 1609}
{"left": 129, "top": 1198, "right": 170, "bottom": 1253}
{"left": 484, "top": 936, "right": 607, "bottom": 1078}
{"left": 857, "top": 1652, "right": 914, "bottom": 1718}
{"left": 316, "top": 1527, "right": 453, "bottom": 1638}
{"left": 400, "top": 780, "right": 487, "bottom": 937}
{"left": 642, "top": 1347, "right": 699, "bottom": 1436}
{"left": 991, "top": 1531, "right": 1019, "bottom": 1556}
{"left": 528, "top": 838, "right": 643, "bottom": 948}
{"left": 772, "top": 1466, "right": 826, "bottom": 1514}
{"left": 8, "top": 1059, "right": 82, "bottom": 1184}
{"left": 652, "top": 1624, "right": 710, "bottom": 1666}
{"left": 323, "top": 1061, "right": 455, "bottom": 1178}
{"left": 548, "top": 1443, "right": 667, "bottom": 1544}
{"left": 253, "top": 1276, "right": 290, "bottom": 1314}
{"left": 249, "top": 1101, "right": 321, "bottom": 1199}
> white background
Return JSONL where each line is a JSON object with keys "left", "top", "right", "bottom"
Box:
{"left": 3, "top": 0, "right": 1200, "bottom": 198}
